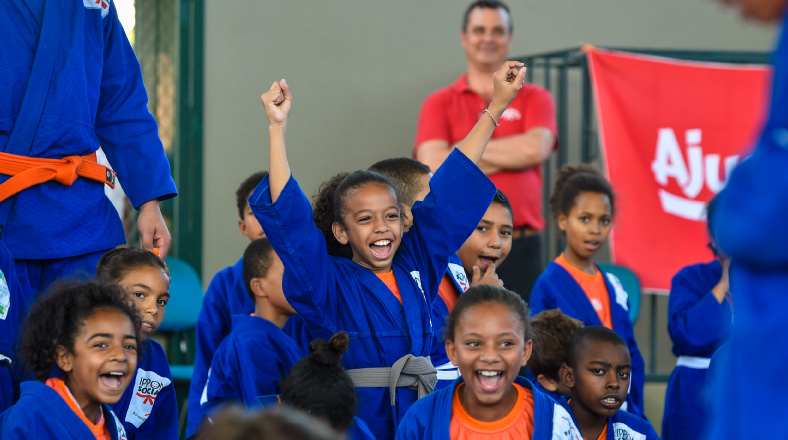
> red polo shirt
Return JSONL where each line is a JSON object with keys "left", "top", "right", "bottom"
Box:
{"left": 414, "top": 74, "right": 557, "bottom": 230}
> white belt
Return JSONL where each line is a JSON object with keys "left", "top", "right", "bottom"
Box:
{"left": 435, "top": 361, "right": 460, "bottom": 381}
{"left": 676, "top": 355, "right": 711, "bottom": 369}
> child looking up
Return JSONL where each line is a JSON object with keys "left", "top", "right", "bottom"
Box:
{"left": 280, "top": 332, "right": 375, "bottom": 440}
{"left": 96, "top": 247, "right": 177, "bottom": 440}
{"left": 251, "top": 62, "right": 525, "bottom": 440}
{"left": 558, "top": 327, "right": 657, "bottom": 440}
{"left": 529, "top": 164, "right": 645, "bottom": 416}
{"left": 0, "top": 281, "right": 139, "bottom": 439}
{"left": 395, "top": 285, "right": 582, "bottom": 440}
{"left": 529, "top": 309, "right": 584, "bottom": 401}
{"left": 202, "top": 238, "right": 302, "bottom": 414}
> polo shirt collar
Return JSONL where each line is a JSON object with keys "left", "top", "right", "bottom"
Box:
{"left": 451, "top": 73, "right": 473, "bottom": 93}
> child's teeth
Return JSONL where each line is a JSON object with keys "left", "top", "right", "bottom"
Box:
{"left": 373, "top": 240, "right": 390, "bottom": 246}
{"left": 479, "top": 371, "right": 499, "bottom": 376}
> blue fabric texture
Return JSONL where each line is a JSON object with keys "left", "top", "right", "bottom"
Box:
{"left": 0, "top": 381, "right": 127, "bottom": 439}
{"left": 529, "top": 262, "right": 645, "bottom": 417}
{"left": 428, "top": 253, "right": 466, "bottom": 391}
{"left": 111, "top": 339, "right": 177, "bottom": 440}
{"left": 349, "top": 416, "right": 378, "bottom": 440}
{"left": 249, "top": 148, "right": 496, "bottom": 440}
{"left": 0, "top": 241, "right": 25, "bottom": 414}
{"left": 556, "top": 397, "right": 658, "bottom": 440}
{"left": 14, "top": 247, "right": 109, "bottom": 303}
{"left": 0, "top": 0, "right": 176, "bottom": 259}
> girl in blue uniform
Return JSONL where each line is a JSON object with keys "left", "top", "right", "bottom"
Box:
{"left": 251, "top": 62, "right": 526, "bottom": 440}
{"left": 0, "top": 281, "right": 139, "bottom": 439}
{"left": 395, "top": 285, "right": 582, "bottom": 440}
{"left": 97, "top": 247, "right": 178, "bottom": 440}
{"left": 529, "top": 164, "right": 645, "bottom": 416}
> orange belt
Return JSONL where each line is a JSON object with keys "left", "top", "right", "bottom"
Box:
{"left": 0, "top": 151, "right": 116, "bottom": 203}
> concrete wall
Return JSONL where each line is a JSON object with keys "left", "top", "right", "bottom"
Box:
{"left": 202, "top": 0, "right": 776, "bottom": 281}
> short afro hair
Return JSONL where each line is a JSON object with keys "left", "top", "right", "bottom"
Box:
{"left": 368, "top": 158, "right": 432, "bottom": 207}
{"left": 566, "top": 326, "right": 627, "bottom": 369}
{"left": 446, "top": 285, "right": 531, "bottom": 342}
{"left": 242, "top": 238, "right": 276, "bottom": 303}
{"left": 528, "top": 309, "right": 584, "bottom": 380}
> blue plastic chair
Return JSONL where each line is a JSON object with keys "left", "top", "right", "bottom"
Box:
{"left": 597, "top": 263, "right": 641, "bottom": 324}
{"left": 157, "top": 257, "right": 203, "bottom": 380}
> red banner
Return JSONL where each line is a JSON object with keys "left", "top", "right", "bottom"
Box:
{"left": 588, "top": 50, "right": 770, "bottom": 291}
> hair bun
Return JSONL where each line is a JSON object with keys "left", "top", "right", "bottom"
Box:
{"left": 308, "top": 332, "right": 350, "bottom": 366}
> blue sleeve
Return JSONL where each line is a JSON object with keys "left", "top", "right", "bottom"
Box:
{"left": 528, "top": 277, "right": 554, "bottom": 316}
{"left": 202, "top": 341, "right": 239, "bottom": 417}
{"left": 134, "top": 382, "right": 178, "bottom": 440}
{"left": 399, "top": 149, "right": 496, "bottom": 303}
{"left": 94, "top": 2, "right": 176, "bottom": 209}
{"left": 668, "top": 268, "right": 732, "bottom": 354}
{"left": 394, "top": 399, "right": 431, "bottom": 440}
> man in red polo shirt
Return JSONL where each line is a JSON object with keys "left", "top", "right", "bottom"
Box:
{"left": 415, "top": 0, "right": 557, "bottom": 300}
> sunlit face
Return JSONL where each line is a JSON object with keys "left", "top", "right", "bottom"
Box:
{"left": 446, "top": 302, "right": 531, "bottom": 414}
{"left": 561, "top": 341, "right": 631, "bottom": 419}
{"left": 56, "top": 308, "right": 138, "bottom": 415}
{"left": 461, "top": 7, "right": 513, "bottom": 69}
{"left": 717, "top": 0, "right": 788, "bottom": 22}
{"left": 558, "top": 192, "right": 612, "bottom": 262}
{"left": 119, "top": 266, "right": 170, "bottom": 340}
{"left": 333, "top": 183, "right": 403, "bottom": 273}
{"left": 457, "top": 203, "right": 513, "bottom": 276}
{"left": 239, "top": 202, "right": 266, "bottom": 241}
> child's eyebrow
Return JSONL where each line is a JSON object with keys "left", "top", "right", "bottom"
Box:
{"left": 130, "top": 283, "right": 151, "bottom": 290}
{"left": 123, "top": 334, "right": 137, "bottom": 341}
{"left": 617, "top": 364, "right": 632, "bottom": 370}
{"left": 87, "top": 333, "right": 113, "bottom": 341}
{"left": 588, "top": 360, "right": 612, "bottom": 367}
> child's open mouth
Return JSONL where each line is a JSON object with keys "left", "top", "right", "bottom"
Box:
{"left": 584, "top": 240, "right": 600, "bottom": 251}
{"left": 99, "top": 371, "right": 126, "bottom": 390}
{"left": 476, "top": 370, "right": 504, "bottom": 393}
{"left": 600, "top": 394, "right": 621, "bottom": 410}
{"left": 477, "top": 256, "right": 499, "bottom": 269}
{"left": 370, "top": 239, "right": 392, "bottom": 259}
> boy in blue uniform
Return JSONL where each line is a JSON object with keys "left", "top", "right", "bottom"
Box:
{"left": 0, "top": 242, "right": 26, "bottom": 414}
{"left": 529, "top": 309, "right": 584, "bottom": 402}
{"left": 201, "top": 238, "right": 302, "bottom": 415}
{"left": 1, "top": 0, "right": 176, "bottom": 299}
{"left": 558, "top": 327, "right": 657, "bottom": 440}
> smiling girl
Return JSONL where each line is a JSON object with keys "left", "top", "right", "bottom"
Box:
{"left": 0, "top": 281, "right": 139, "bottom": 439}
{"left": 97, "top": 247, "right": 177, "bottom": 440}
{"left": 528, "top": 164, "right": 645, "bottom": 417}
{"left": 250, "top": 62, "right": 526, "bottom": 440}
{"left": 395, "top": 285, "right": 582, "bottom": 440}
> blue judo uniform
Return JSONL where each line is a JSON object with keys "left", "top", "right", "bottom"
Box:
{"left": 0, "top": 0, "right": 176, "bottom": 297}
{"left": 111, "top": 339, "right": 177, "bottom": 440}
{"left": 529, "top": 262, "right": 645, "bottom": 417}
{"left": 394, "top": 376, "right": 581, "bottom": 440}
{"left": 556, "top": 398, "right": 658, "bottom": 440}
{"left": 0, "top": 241, "right": 26, "bottom": 414}
{"left": 250, "top": 149, "right": 495, "bottom": 440}
{"left": 707, "top": 11, "right": 788, "bottom": 438}
{"left": 0, "top": 381, "right": 128, "bottom": 439}
{"left": 202, "top": 314, "right": 303, "bottom": 415}
{"left": 429, "top": 254, "right": 469, "bottom": 390}
{"left": 662, "top": 260, "right": 731, "bottom": 440}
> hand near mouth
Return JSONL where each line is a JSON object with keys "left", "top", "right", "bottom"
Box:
{"left": 472, "top": 263, "right": 504, "bottom": 288}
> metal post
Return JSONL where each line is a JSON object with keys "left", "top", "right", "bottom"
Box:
{"left": 581, "top": 56, "right": 594, "bottom": 163}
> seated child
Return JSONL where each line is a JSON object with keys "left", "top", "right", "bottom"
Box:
{"left": 395, "top": 285, "right": 582, "bottom": 440}
{"left": 529, "top": 309, "right": 584, "bottom": 402}
{"left": 529, "top": 164, "right": 645, "bottom": 416}
{"left": 279, "top": 332, "right": 376, "bottom": 440}
{"left": 252, "top": 62, "right": 525, "bottom": 440}
{"left": 0, "top": 241, "right": 26, "bottom": 414}
{"left": 0, "top": 281, "right": 139, "bottom": 439}
{"left": 201, "top": 238, "right": 302, "bottom": 414}
{"left": 196, "top": 405, "right": 342, "bottom": 440}
{"left": 187, "top": 172, "right": 311, "bottom": 438}
{"left": 97, "top": 247, "right": 178, "bottom": 440}
{"left": 558, "top": 326, "right": 657, "bottom": 440}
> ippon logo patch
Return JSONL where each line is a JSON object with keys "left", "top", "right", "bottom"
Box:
{"left": 448, "top": 263, "right": 468, "bottom": 292}
{"left": 125, "top": 368, "right": 171, "bottom": 428}
{"left": 83, "top": 0, "right": 111, "bottom": 18}
{"left": 613, "top": 422, "right": 646, "bottom": 440}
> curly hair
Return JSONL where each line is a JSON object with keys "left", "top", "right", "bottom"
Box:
{"left": 281, "top": 332, "right": 356, "bottom": 432}
{"left": 529, "top": 309, "right": 584, "bottom": 380}
{"left": 96, "top": 247, "right": 169, "bottom": 283}
{"left": 312, "top": 170, "right": 401, "bottom": 259}
{"left": 20, "top": 280, "right": 143, "bottom": 381}
{"left": 445, "top": 285, "right": 532, "bottom": 342}
{"left": 236, "top": 171, "right": 269, "bottom": 219}
{"left": 566, "top": 326, "right": 627, "bottom": 369}
{"left": 548, "top": 163, "right": 615, "bottom": 220}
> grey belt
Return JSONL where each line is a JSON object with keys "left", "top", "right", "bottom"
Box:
{"left": 346, "top": 354, "right": 437, "bottom": 405}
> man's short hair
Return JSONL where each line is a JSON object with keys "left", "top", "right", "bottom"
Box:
{"left": 368, "top": 158, "right": 432, "bottom": 206}
{"left": 242, "top": 238, "right": 275, "bottom": 302}
{"left": 462, "top": 0, "right": 513, "bottom": 33}
{"left": 566, "top": 326, "right": 628, "bottom": 368}
{"left": 529, "top": 309, "right": 584, "bottom": 380}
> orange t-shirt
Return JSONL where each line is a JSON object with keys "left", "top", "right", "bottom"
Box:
{"left": 438, "top": 273, "right": 461, "bottom": 313}
{"left": 375, "top": 270, "right": 402, "bottom": 304}
{"left": 555, "top": 254, "right": 613, "bottom": 329}
{"left": 450, "top": 383, "right": 535, "bottom": 440}
{"left": 46, "top": 378, "right": 111, "bottom": 440}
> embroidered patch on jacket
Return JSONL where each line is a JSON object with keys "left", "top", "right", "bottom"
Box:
{"left": 0, "top": 270, "right": 10, "bottom": 320}
{"left": 448, "top": 263, "right": 469, "bottom": 292}
{"left": 612, "top": 422, "right": 646, "bottom": 440}
{"left": 125, "top": 368, "right": 172, "bottom": 428}
{"left": 83, "top": 0, "right": 111, "bottom": 18}
{"left": 552, "top": 403, "right": 583, "bottom": 440}
{"left": 605, "top": 273, "right": 630, "bottom": 311}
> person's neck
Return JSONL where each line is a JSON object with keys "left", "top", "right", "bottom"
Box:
{"left": 255, "top": 303, "right": 290, "bottom": 329}
{"left": 568, "top": 396, "right": 608, "bottom": 440}
{"left": 563, "top": 250, "right": 597, "bottom": 276}
{"left": 466, "top": 62, "right": 501, "bottom": 105}
{"left": 64, "top": 378, "right": 102, "bottom": 424}
{"left": 459, "top": 383, "right": 519, "bottom": 422}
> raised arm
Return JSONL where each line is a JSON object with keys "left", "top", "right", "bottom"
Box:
{"left": 260, "top": 80, "right": 293, "bottom": 202}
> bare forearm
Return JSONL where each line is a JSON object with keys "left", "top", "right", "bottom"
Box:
{"left": 478, "top": 129, "right": 555, "bottom": 171}
{"left": 268, "top": 125, "right": 291, "bottom": 202}
{"left": 455, "top": 101, "right": 507, "bottom": 164}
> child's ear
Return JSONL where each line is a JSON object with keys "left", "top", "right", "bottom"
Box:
{"left": 332, "top": 222, "right": 349, "bottom": 245}
{"left": 54, "top": 345, "right": 73, "bottom": 373}
{"left": 445, "top": 339, "right": 458, "bottom": 367}
{"left": 238, "top": 218, "right": 247, "bottom": 235}
{"left": 250, "top": 278, "right": 268, "bottom": 299}
{"left": 557, "top": 213, "right": 568, "bottom": 232}
{"left": 559, "top": 364, "right": 574, "bottom": 389}
{"left": 537, "top": 374, "right": 559, "bottom": 393}
{"left": 522, "top": 339, "right": 533, "bottom": 367}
